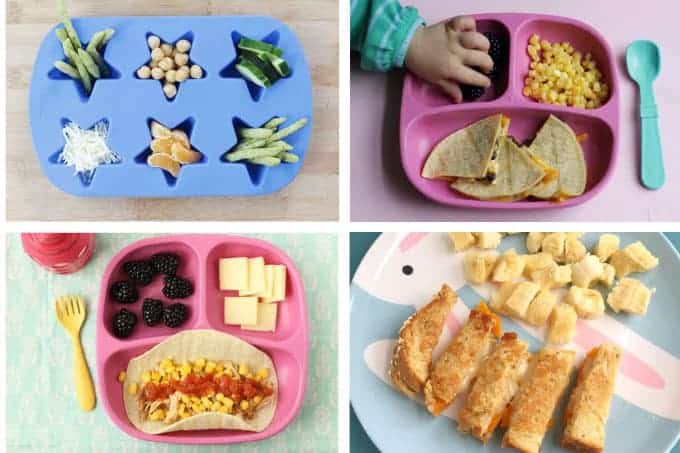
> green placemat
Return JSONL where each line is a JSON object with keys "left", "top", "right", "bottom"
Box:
{"left": 7, "top": 233, "right": 338, "bottom": 453}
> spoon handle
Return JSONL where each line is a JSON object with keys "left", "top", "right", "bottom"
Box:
{"left": 640, "top": 98, "right": 665, "bottom": 190}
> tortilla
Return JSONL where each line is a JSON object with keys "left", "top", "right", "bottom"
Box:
{"left": 528, "top": 115, "right": 586, "bottom": 199}
{"left": 451, "top": 137, "right": 546, "bottom": 200}
{"left": 123, "top": 329, "right": 278, "bottom": 434}
{"left": 422, "top": 114, "right": 505, "bottom": 179}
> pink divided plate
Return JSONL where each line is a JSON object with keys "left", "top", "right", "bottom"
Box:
{"left": 95, "top": 235, "right": 308, "bottom": 444}
{"left": 400, "top": 13, "right": 620, "bottom": 209}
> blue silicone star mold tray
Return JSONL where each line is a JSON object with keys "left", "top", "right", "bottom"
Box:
{"left": 30, "top": 16, "right": 313, "bottom": 197}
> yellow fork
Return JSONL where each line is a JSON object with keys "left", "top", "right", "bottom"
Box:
{"left": 55, "top": 295, "right": 96, "bottom": 411}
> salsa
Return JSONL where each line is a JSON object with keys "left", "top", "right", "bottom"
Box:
{"left": 141, "top": 372, "right": 273, "bottom": 403}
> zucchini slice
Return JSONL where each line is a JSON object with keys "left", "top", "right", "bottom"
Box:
{"left": 235, "top": 58, "right": 271, "bottom": 88}
{"left": 241, "top": 51, "right": 280, "bottom": 83}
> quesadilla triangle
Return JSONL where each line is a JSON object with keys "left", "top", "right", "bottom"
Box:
{"left": 528, "top": 114, "right": 587, "bottom": 199}
{"left": 423, "top": 302, "right": 501, "bottom": 416}
{"left": 450, "top": 137, "right": 548, "bottom": 200}
{"left": 123, "top": 329, "right": 278, "bottom": 435}
{"left": 422, "top": 114, "right": 509, "bottom": 180}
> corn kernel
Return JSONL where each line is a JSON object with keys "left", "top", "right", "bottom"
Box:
{"left": 150, "top": 409, "right": 165, "bottom": 421}
{"left": 238, "top": 363, "right": 249, "bottom": 376}
{"left": 529, "top": 34, "right": 540, "bottom": 45}
{"left": 117, "top": 371, "right": 127, "bottom": 383}
{"left": 253, "top": 395, "right": 263, "bottom": 405}
{"left": 211, "top": 401, "right": 222, "bottom": 412}
{"left": 142, "top": 371, "right": 151, "bottom": 383}
{"left": 181, "top": 394, "right": 190, "bottom": 404}
{"left": 224, "top": 397, "right": 234, "bottom": 410}
{"left": 256, "top": 368, "right": 269, "bottom": 380}
{"left": 127, "top": 383, "right": 138, "bottom": 395}
{"left": 240, "top": 400, "right": 250, "bottom": 411}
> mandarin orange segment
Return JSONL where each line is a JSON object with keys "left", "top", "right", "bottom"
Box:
{"left": 150, "top": 137, "right": 175, "bottom": 155}
{"left": 150, "top": 121, "right": 172, "bottom": 139}
{"left": 171, "top": 142, "right": 202, "bottom": 164}
{"left": 148, "top": 152, "right": 181, "bottom": 178}
{"left": 171, "top": 129, "right": 190, "bottom": 148}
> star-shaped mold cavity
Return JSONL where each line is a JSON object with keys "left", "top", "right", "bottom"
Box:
{"left": 135, "top": 117, "right": 205, "bottom": 186}
{"left": 49, "top": 118, "right": 121, "bottom": 187}
{"left": 135, "top": 31, "right": 206, "bottom": 101}
{"left": 47, "top": 37, "right": 121, "bottom": 102}
{"left": 220, "top": 30, "right": 282, "bottom": 102}
{"left": 221, "top": 117, "right": 271, "bottom": 186}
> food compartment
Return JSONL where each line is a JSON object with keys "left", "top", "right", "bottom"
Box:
{"left": 405, "top": 19, "right": 511, "bottom": 108}
{"left": 101, "top": 240, "right": 201, "bottom": 340}
{"left": 100, "top": 340, "right": 305, "bottom": 443}
{"left": 513, "top": 17, "right": 615, "bottom": 109}
{"left": 401, "top": 105, "right": 614, "bottom": 208}
{"left": 204, "top": 239, "right": 304, "bottom": 342}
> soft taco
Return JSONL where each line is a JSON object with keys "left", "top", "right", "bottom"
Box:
{"left": 451, "top": 136, "right": 549, "bottom": 200}
{"left": 422, "top": 114, "right": 509, "bottom": 181}
{"left": 528, "top": 114, "right": 587, "bottom": 199}
{"left": 123, "top": 329, "right": 277, "bottom": 434}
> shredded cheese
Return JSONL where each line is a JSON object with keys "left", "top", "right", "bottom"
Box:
{"left": 60, "top": 121, "right": 119, "bottom": 174}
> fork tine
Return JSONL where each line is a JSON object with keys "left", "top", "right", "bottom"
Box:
{"left": 77, "top": 296, "right": 86, "bottom": 316}
{"left": 68, "top": 297, "right": 75, "bottom": 316}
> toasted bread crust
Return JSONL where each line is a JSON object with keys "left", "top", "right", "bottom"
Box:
{"left": 502, "top": 348, "right": 575, "bottom": 453}
{"left": 423, "top": 305, "right": 500, "bottom": 415}
{"left": 561, "top": 344, "right": 620, "bottom": 453}
{"left": 389, "top": 284, "right": 457, "bottom": 397}
{"left": 458, "top": 333, "right": 530, "bottom": 443}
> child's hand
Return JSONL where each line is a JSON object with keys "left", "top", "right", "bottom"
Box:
{"left": 405, "top": 16, "right": 493, "bottom": 103}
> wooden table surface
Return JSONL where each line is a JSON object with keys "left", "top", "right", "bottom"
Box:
{"left": 7, "top": 0, "right": 338, "bottom": 221}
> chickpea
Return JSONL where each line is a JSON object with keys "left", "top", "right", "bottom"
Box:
{"left": 151, "top": 67, "right": 165, "bottom": 80}
{"left": 174, "top": 52, "right": 189, "bottom": 67}
{"left": 136, "top": 65, "right": 151, "bottom": 79}
{"left": 147, "top": 35, "right": 161, "bottom": 50}
{"left": 159, "top": 57, "right": 175, "bottom": 71}
{"left": 175, "top": 66, "right": 190, "bottom": 82}
{"left": 176, "top": 39, "right": 191, "bottom": 53}
{"left": 190, "top": 65, "right": 203, "bottom": 79}
{"left": 151, "top": 47, "right": 164, "bottom": 62}
{"left": 165, "top": 69, "right": 177, "bottom": 83}
{"left": 161, "top": 43, "right": 173, "bottom": 57}
{"left": 163, "top": 83, "right": 177, "bottom": 99}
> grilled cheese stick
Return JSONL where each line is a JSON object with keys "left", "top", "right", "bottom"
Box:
{"left": 424, "top": 303, "right": 501, "bottom": 416}
{"left": 562, "top": 344, "right": 621, "bottom": 453}
{"left": 458, "top": 333, "right": 531, "bottom": 443}
{"left": 389, "top": 284, "right": 457, "bottom": 398}
{"left": 502, "top": 348, "right": 575, "bottom": 453}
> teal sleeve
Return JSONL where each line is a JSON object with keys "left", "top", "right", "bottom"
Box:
{"left": 350, "top": 0, "right": 425, "bottom": 71}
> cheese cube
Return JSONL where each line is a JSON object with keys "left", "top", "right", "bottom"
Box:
{"left": 610, "top": 242, "right": 659, "bottom": 278}
{"left": 256, "top": 265, "right": 275, "bottom": 299}
{"left": 504, "top": 281, "right": 540, "bottom": 318}
{"left": 239, "top": 257, "right": 266, "bottom": 296}
{"left": 242, "top": 303, "right": 278, "bottom": 332}
{"left": 491, "top": 248, "right": 526, "bottom": 282}
{"left": 474, "top": 232, "right": 503, "bottom": 249}
{"left": 607, "top": 278, "right": 653, "bottom": 315}
{"left": 490, "top": 282, "right": 517, "bottom": 316}
{"left": 542, "top": 233, "right": 566, "bottom": 262}
{"left": 219, "top": 257, "right": 248, "bottom": 290}
{"left": 594, "top": 234, "right": 620, "bottom": 262}
{"left": 264, "top": 265, "right": 287, "bottom": 302}
{"left": 523, "top": 252, "right": 554, "bottom": 277}
{"left": 571, "top": 255, "right": 604, "bottom": 288}
{"left": 530, "top": 263, "right": 572, "bottom": 289}
{"left": 547, "top": 304, "right": 577, "bottom": 344}
{"left": 448, "top": 233, "right": 476, "bottom": 252}
{"left": 464, "top": 251, "right": 498, "bottom": 284}
{"left": 599, "top": 263, "right": 615, "bottom": 288}
{"left": 224, "top": 297, "right": 258, "bottom": 325}
{"left": 564, "top": 235, "right": 587, "bottom": 264}
{"left": 526, "top": 232, "right": 546, "bottom": 254}
{"left": 566, "top": 286, "right": 605, "bottom": 319}
{"left": 525, "top": 290, "right": 557, "bottom": 326}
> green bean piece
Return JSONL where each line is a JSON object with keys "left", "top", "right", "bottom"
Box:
{"left": 248, "top": 157, "right": 281, "bottom": 167}
{"left": 66, "top": 48, "right": 92, "bottom": 94}
{"left": 62, "top": 38, "right": 78, "bottom": 65}
{"left": 234, "top": 138, "right": 267, "bottom": 151}
{"left": 281, "top": 152, "right": 300, "bottom": 163}
{"left": 86, "top": 46, "right": 108, "bottom": 77}
{"left": 263, "top": 117, "right": 287, "bottom": 129}
{"left": 58, "top": 0, "right": 82, "bottom": 49}
{"left": 86, "top": 31, "right": 105, "bottom": 52}
{"left": 77, "top": 48, "right": 100, "bottom": 79}
{"left": 270, "top": 140, "right": 293, "bottom": 151}
{"left": 265, "top": 118, "right": 308, "bottom": 142}
{"left": 226, "top": 144, "right": 288, "bottom": 162}
{"left": 55, "top": 28, "right": 69, "bottom": 43}
{"left": 54, "top": 60, "right": 80, "bottom": 79}
{"left": 237, "top": 127, "right": 273, "bottom": 139}
{"left": 99, "top": 29, "right": 115, "bottom": 48}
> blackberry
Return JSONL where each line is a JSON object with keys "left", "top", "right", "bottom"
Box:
{"left": 112, "top": 308, "right": 137, "bottom": 338}
{"left": 110, "top": 281, "right": 139, "bottom": 304}
{"left": 163, "top": 303, "right": 188, "bottom": 328}
{"left": 483, "top": 32, "right": 506, "bottom": 78}
{"left": 162, "top": 275, "right": 194, "bottom": 299}
{"left": 462, "top": 85, "right": 485, "bottom": 101}
{"left": 123, "top": 260, "right": 154, "bottom": 286}
{"left": 142, "top": 298, "right": 164, "bottom": 326}
{"left": 151, "top": 253, "right": 180, "bottom": 276}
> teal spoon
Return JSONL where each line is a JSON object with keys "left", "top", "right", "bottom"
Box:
{"left": 626, "top": 40, "right": 665, "bottom": 190}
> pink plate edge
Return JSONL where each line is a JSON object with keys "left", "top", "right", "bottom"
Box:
{"left": 95, "top": 234, "right": 309, "bottom": 445}
{"left": 399, "top": 12, "right": 620, "bottom": 210}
